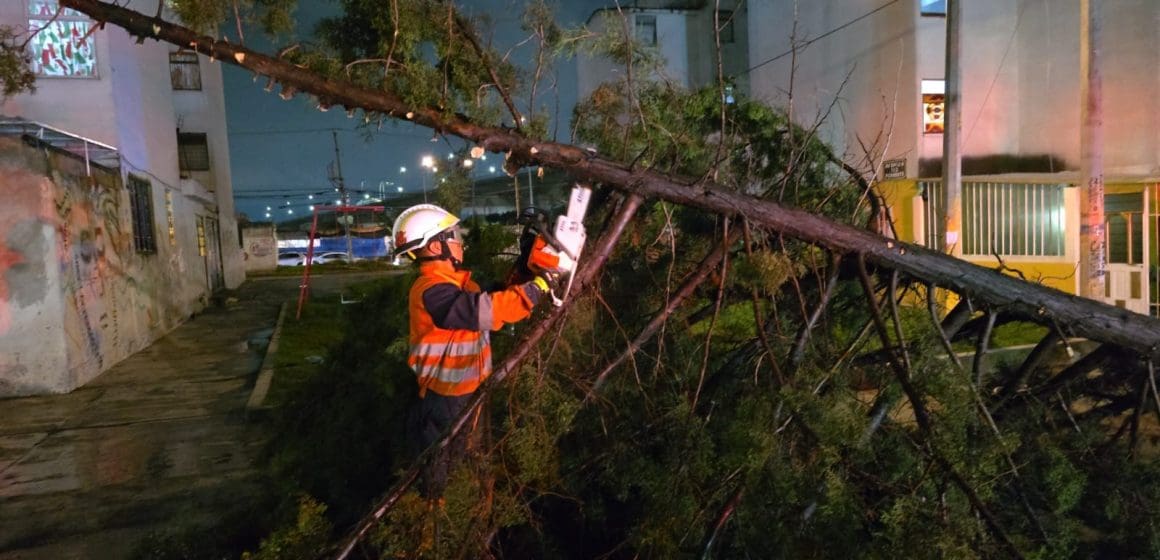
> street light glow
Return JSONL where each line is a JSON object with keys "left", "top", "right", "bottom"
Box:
{"left": 489, "top": 166, "right": 496, "bottom": 173}
{"left": 421, "top": 155, "right": 434, "bottom": 168}
{"left": 463, "top": 159, "right": 474, "bottom": 168}
{"left": 400, "top": 166, "right": 407, "bottom": 173}
{"left": 397, "top": 186, "right": 404, "bottom": 192}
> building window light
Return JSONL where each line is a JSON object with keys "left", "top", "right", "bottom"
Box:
{"left": 922, "top": 79, "right": 945, "bottom": 134}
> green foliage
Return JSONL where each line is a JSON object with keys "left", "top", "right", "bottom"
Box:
{"left": 242, "top": 496, "right": 332, "bottom": 560}
{"left": 261, "top": 275, "right": 419, "bottom": 531}
{"left": 0, "top": 26, "right": 35, "bottom": 99}
{"left": 169, "top": 0, "right": 294, "bottom": 36}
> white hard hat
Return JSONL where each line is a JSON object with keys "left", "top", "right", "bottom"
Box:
{"left": 392, "top": 204, "right": 460, "bottom": 258}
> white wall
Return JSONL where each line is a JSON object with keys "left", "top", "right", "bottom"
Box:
{"left": 577, "top": 8, "right": 691, "bottom": 101}
{"left": 749, "top": 0, "right": 1160, "bottom": 178}
{"left": 749, "top": 1, "right": 921, "bottom": 171}
{"left": 0, "top": 2, "right": 117, "bottom": 145}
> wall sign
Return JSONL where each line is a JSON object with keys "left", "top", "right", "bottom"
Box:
{"left": 883, "top": 158, "right": 906, "bottom": 179}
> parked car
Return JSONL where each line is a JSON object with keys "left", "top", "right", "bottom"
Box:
{"left": 311, "top": 251, "right": 354, "bottom": 265}
{"left": 277, "top": 251, "right": 305, "bottom": 266}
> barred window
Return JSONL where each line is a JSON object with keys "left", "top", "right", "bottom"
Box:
{"left": 197, "top": 217, "right": 207, "bottom": 257}
{"left": 177, "top": 132, "right": 210, "bottom": 172}
{"left": 169, "top": 51, "right": 202, "bottom": 90}
{"left": 921, "top": 181, "right": 1066, "bottom": 257}
{"left": 128, "top": 175, "right": 157, "bottom": 254}
{"left": 27, "top": 1, "right": 97, "bottom": 78}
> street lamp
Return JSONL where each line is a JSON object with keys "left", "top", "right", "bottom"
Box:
{"left": 420, "top": 155, "right": 435, "bottom": 203}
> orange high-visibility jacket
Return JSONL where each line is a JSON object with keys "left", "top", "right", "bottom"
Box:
{"left": 408, "top": 260, "right": 542, "bottom": 397}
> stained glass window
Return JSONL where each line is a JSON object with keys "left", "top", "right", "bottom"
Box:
{"left": 27, "top": 1, "right": 97, "bottom": 78}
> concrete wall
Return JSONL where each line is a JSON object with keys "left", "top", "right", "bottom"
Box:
{"left": 0, "top": 138, "right": 197, "bottom": 396}
{"left": 748, "top": 0, "right": 920, "bottom": 170}
{"left": 685, "top": 2, "right": 748, "bottom": 93}
{"left": 577, "top": 8, "right": 692, "bottom": 101}
{"left": 748, "top": 0, "right": 1160, "bottom": 178}
{"left": 0, "top": 3, "right": 118, "bottom": 146}
{"left": 241, "top": 224, "right": 278, "bottom": 272}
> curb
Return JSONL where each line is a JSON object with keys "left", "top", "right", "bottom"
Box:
{"left": 246, "top": 301, "right": 287, "bottom": 417}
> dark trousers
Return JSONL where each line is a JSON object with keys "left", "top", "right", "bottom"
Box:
{"left": 408, "top": 392, "right": 473, "bottom": 498}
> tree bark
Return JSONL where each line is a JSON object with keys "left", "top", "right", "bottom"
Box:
{"left": 60, "top": 0, "right": 1160, "bottom": 362}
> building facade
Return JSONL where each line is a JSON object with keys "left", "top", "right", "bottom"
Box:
{"left": 0, "top": 0, "right": 245, "bottom": 395}
{"left": 577, "top": 1, "right": 749, "bottom": 101}
{"left": 747, "top": 0, "right": 1159, "bottom": 315}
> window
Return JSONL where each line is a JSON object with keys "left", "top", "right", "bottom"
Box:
{"left": 921, "top": 181, "right": 1066, "bottom": 257}
{"left": 717, "top": 11, "right": 735, "bottom": 43}
{"left": 165, "top": 190, "right": 176, "bottom": 247}
{"left": 921, "top": 0, "right": 947, "bottom": 16}
{"left": 27, "top": 1, "right": 97, "bottom": 77}
{"left": 196, "top": 217, "right": 207, "bottom": 257}
{"left": 128, "top": 175, "right": 157, "bottom": 254}
{"left": 922, "top": 79, "right": 945, "bottom": 134}
{"left": 635, "top": 14, "right": 657, "bottom": 46}
{"left": 177, "top": 132, "right": 210, "bottom": 173}
{"left": 169, "top": 51, "right": 202, "bottom": 90}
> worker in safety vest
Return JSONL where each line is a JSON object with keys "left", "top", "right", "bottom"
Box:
{"left": 393, "top": 204, "right": 558, "bottom": 497}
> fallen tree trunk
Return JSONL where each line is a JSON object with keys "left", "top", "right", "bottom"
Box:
{"left": 61, "top": 0, "right": 1160, "bottom": 361}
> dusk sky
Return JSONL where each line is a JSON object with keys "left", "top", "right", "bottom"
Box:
{"left": 223, "top": 0, "right": 607, "bottom": 221}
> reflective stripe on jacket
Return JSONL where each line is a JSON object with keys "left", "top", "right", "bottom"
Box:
{"left": 409, "top": 260, "right": 542, "bottom": 397}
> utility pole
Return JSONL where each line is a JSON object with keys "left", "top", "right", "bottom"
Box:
{"left": 942, "top": 0, "right": 962, "bottom": 257}
{"left": 1080, "top": 0, "right": 1105, "bottom": 299}
{"left": 331, "top": 130, "right": 353, "bottom": 260}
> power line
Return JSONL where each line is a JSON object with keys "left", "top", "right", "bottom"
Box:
{"left": 742, "top": 0, "right": 901, "bottom": 77}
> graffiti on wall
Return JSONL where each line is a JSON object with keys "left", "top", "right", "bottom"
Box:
{"left": 1, "top": 139, "right": 186, "bottom": 394}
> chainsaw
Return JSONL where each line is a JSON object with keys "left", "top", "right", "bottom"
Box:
{"left": 515, "top": 183, "right": 592, "bottom": 306}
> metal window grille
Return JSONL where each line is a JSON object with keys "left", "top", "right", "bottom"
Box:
{"left": 169, "top": 51, "right": 202, "bottom": 90}
{"left": 128, "top": 175, "right": 157, "bottom": 254}
{"left": 177, "top": 132, "right": 210, "bottom": 172}
{"left": 635, "top": 15, "right": 657, "bottom": 46}
{"left": 920, "top": 180, "right": 1066, "bottom": 257}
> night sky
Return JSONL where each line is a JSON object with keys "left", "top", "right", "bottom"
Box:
{"left": 223, "top": 0, "right": 606, "bottom": 222}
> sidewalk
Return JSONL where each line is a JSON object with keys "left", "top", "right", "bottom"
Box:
{"left": 0, "top": 272, "right": 390, "bottom": 559}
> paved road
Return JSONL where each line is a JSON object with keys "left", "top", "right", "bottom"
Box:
{"left": 0, "top": 272, "right": 396, "bottom": 559}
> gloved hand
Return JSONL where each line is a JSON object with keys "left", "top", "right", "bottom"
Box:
{"left": 528, "top": 236, "right": 574, "bottom": 274}
{"left": 529, "top": 272, "right": 562, "bottom": 305}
